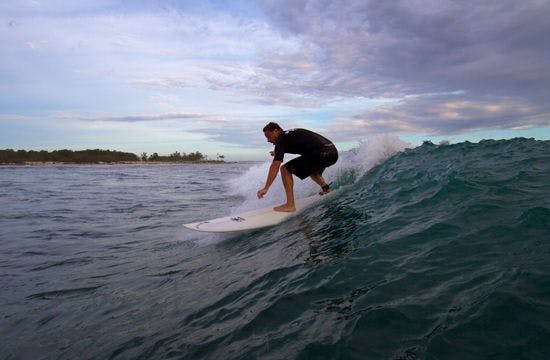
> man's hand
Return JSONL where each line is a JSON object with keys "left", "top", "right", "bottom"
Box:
{"left": 258, "top": 160, "right": 280, "bottom": 199}
{"left": 257, "top": 187, "right": 268, "bottom": 199}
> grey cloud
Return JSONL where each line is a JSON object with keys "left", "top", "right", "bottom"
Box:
{"left": 133, "top": 78, "right": 193, "bottom": 89}
{"left": 256, "top": 0, "right": 550, "bottom": 131}
{"left": 259, "top": 0, "right": 550, "bottom": 98}
{"left": 185, "top": 124, "right": 265, "bottom": 148}
{"left": 329, "top": 94, "right": 550, "bottom": 140}
{"left": 74, "top": 113, "right": 225, "bottom": 123}
{"left": 184, "top": 118, "right": 313, "bottom": 149}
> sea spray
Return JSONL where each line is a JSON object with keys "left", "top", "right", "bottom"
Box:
{"left": 226, "top": 134, "right": 410, "bottom": 214}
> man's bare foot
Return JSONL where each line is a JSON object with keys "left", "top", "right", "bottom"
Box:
{"left": 274, "top": 204, "right": 296, "bottom": 212}
{"left": 319, "top": 184, "right": 331, "bottom": 195}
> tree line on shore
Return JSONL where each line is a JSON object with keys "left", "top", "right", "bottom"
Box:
{"left": 0, "top": 149, "right": 223, "bottom": 164}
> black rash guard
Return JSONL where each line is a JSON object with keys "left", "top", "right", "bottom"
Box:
{"left": 273, "top": 128, "right": 333, "bottom": 162}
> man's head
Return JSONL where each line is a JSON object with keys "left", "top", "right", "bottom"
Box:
{"left": 263, "top": 122, "right": 283, "bottom": 144}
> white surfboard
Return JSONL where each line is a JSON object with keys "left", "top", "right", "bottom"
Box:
{"left": 184, "top": 193, "right": 327, "bottom": 232}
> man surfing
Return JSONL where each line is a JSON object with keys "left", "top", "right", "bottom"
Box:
{"left": 257, "top": 122, "right": 338, "bottom": 212}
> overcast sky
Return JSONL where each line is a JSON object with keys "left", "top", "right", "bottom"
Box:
{"left": 1, "top": 0, "right": 549, "bottom": 160}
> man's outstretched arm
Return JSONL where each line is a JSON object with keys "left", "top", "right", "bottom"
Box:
{"left": 257, "top": 160, "right": 281, "bottom": 198}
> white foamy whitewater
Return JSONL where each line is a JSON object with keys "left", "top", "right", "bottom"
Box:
{"left": 226, "top": 134, "right": 411, "bottom": 214}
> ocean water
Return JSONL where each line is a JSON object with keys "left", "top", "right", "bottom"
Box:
{"left": 1, "top": 137, "right": 549, "bottom": 359}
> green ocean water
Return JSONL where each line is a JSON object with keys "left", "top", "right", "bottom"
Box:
{"left": 1, "top": 137, "right": 549, "bottom": 359}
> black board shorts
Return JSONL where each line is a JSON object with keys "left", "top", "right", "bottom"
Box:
{"left": 284, "top": 144, "right": 338, "bottom": 180}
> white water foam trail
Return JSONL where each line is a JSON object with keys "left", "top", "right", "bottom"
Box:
{"left": 227, "top": 134, "right": 411, "bottom": 214}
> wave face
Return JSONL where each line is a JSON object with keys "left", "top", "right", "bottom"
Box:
{"left": 184, "top": 138, "right": 550, "bottom": 359}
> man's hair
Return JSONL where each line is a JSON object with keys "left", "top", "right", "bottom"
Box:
{"left": 263, "top": 122, "right": 283, "bottom": 132}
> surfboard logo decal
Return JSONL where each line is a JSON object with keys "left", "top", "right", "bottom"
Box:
{"left": 231, "top": 216, "right": 246, "bottom": 222}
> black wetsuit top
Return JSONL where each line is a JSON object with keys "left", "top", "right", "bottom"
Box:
{"left": 273, "top": 128, "right": 334, "bottom": 162}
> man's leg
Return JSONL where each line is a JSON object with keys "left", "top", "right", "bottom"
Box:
{"left": 310, "top": 172, "right": 330, "bottom": 194}
{"left": 274, "top": 165, "right": 296, "bottom": 212}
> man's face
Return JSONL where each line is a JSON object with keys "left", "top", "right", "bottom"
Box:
{"left": 264, "top": 129, "right": 280, "bottom": 145}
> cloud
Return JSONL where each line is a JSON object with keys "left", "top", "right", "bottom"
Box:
{"left": 245, "top": 0, "right": 550, "bottom": 133}
{"left": 328, "top": 94, "right": 549, "bottom": 140}
{"left": 59, "top": 112, "right": 227, "bottom": 123}
{"left": 0, "top": 114, "right": 34, "bottom": 121}
{"left": 259, "top": 1, "right": 550, "bottom": 96}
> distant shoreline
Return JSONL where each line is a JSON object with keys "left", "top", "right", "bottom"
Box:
{"left": 0, "top": 148, "right": 227, "bottom": 165}
{"left": 0, "top": 160, "right": 229, "bottom": 166}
